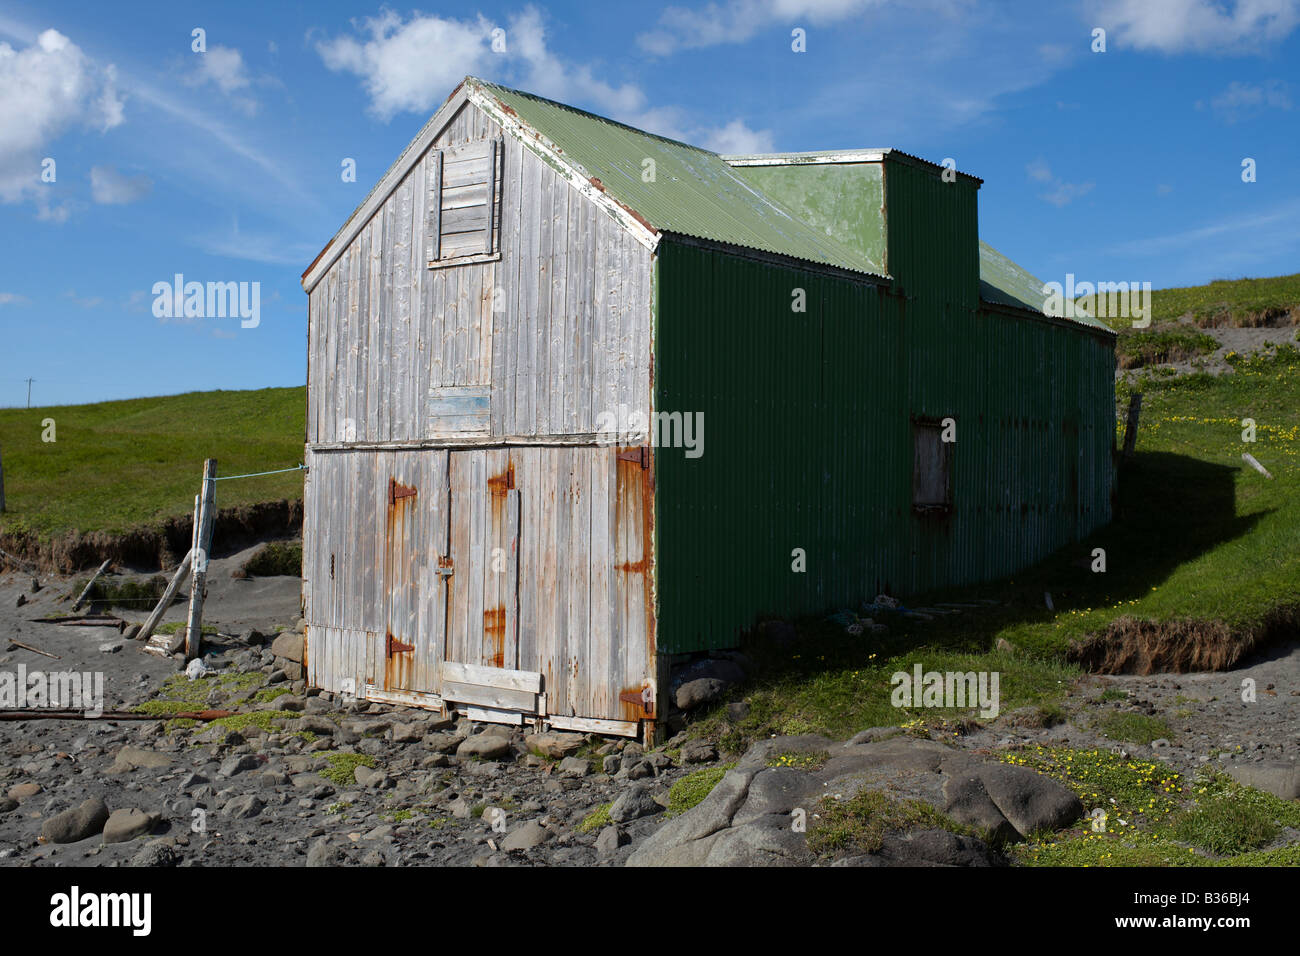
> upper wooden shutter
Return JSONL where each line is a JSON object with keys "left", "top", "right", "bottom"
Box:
{"left": 428, "top": 137, "right": 501, "bottom": 263}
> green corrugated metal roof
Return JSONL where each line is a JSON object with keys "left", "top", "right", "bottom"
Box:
{"left": 979, "top": 240, "right": 1112, "bottom": 332}
{"left": 472, "top": 78, "right": 882, "bottom": 276}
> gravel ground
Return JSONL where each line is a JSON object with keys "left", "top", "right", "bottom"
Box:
{"left": 1, "top": 559, "right": 1295, "bottom": 867}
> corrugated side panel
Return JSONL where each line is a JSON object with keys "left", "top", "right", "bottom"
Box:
{"left": 653, "top": 239, "right": 1114, "bottom": 655}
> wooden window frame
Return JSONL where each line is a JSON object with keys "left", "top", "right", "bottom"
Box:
{"left": 911, "top": 415, "right": 953, "bottom": 516}
{"left": 426, "top": 137, "right": 503, "bottom": 269}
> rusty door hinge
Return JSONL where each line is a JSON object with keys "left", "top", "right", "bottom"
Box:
{"left": 435, "top": 556, "right": 454, "bottom": 577}
{"left": 619, "top": 685, "right": 655, "bottom": 718}
{"left": 386, "top": 633, "right": 415, "bottom": 657}
{"left": 389, "top": 478, "right": 417, "bottom": 505}
{"left": 616, "top": 446, "right": 650, "bottom": 469}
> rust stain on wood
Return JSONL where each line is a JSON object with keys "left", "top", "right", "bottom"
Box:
{"left": 483, "top": 607, "right": 506, "bottom": 668}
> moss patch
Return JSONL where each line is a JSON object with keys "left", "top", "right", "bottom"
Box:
{"left": 808, "top": 789, "right": 976, "bottom": 858}
{"left": 319, "top": 751, "right": 377, "bottom": 785}
{"left": 666, "top": 763, "right": 736, "bottom": 818}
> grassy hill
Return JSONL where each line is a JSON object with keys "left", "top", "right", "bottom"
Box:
{"left": 0, "top": 387, "right": 305, "bottom": 540}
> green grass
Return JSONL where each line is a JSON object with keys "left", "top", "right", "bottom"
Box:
{"left": 577, "top": 803, "right": 612, "bottom": 833}
{"left": 0, "top": 386, "right": 305, "bottom": 539}
{"left": 1096, "top": 712, "right": 1173, "bottom": 745}
{"left": 807, "top": 790, "right": 979, "bottom": 858}
{"left": 320, "top": 752, "right": 378, "bottom": 785}
{"left": 242, "top": 540, "right": 304, "bottom": 577}
{"left": 1002, "top": 753, "right": 1300, "bottom": 866}
{"left": 1115, "top": 325, "right": 1218, "bottom": 369}
{"left": 665, "top": 763, "right": 737, "bottom": 818}
{"left": 1088, "top": 272, "right": 1300, "bottom": 331}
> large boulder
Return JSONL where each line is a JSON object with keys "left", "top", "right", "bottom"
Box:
{"left": 103, "top": 808, "right": 160, "bottom": 844}
{"left": 42, "top": 797, "right": 110, "bottom": 844}
{"left": 270, "top": 632, "right": 305, "bottom": 664}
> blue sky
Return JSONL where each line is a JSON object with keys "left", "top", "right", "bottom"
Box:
{"left": 1, "top": 0, "right": 1297, "bottom": 407}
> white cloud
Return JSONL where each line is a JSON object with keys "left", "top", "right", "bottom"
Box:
{"left": 90, "top": 164, "right": 152, "bottom": 204}
{"left": 0, "top": 292, "right": 30, "bottom": 305}
{"left": 505, "top": 7, "right": 645, "bottom": 117}
{"left": 699, "top": 118, "right": 775, "bottom": 153}
{"left": 636, "top": 0, "right": 971, "bottom": 55}
{"left": 1026, "top": 159, "right": 1093, "bottom": 206}
{"left": 1090, "top": 0, "right": 1300, "bottom": 54}
{"left": 62, "top": 289, "right": 103, "bottom": 308}
{"left": 186, "top": 44, "right": 258, "bottom": 114}
{"left": 0, "top": 28, "right": 124, "bottom": 205}
{"left": 315, "top": 9, "right": 495, "bottom": 121}
{"left": 316, "top": 6, "right": 646, "bottom": 123}
{"left": 1201, "top": 79, "right": 1292, "bottom": 122}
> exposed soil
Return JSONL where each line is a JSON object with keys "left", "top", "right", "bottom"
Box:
{"left": 0, "top": 499, "right": 303, "bottom": 575}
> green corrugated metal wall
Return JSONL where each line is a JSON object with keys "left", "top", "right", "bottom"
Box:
{"left": 653, "top": 237, "right": 1115, "bottom": 654}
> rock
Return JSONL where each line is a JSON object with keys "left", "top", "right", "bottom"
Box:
{"left": 0, "top": 797, "right": 17, "bottom": 814}
{"left": 224, "top": 794, "right": 265, "bottom": 819}
{"left": 1225, "top": 762, "right": 1300, "bottom": 800}
{"left": 239, "top": 628, "right": 266, "bottom": 646}
{"left": 601, "top": 755, "right": 621, "bottom": 774}
{"left": 883, "top": 829, "right": 1000, "bottom": 866}
{"left": 943, "top": 763, "right": 1082, "bottom": 840}
{"left": 270, "top": 632, "right": 305, "bottom": 664}
{"left": 501, "top": 819, "right": 550, "bottom": 851}
{"left": 727, "top": 701, "right": 751, "bottom": 722}
{"left": 42, "top": 797, "right": 110, "bottom": 844}
{"left": 103, "top": 808, "right": 160, "bottom": 844}
{"left": 699, "top": 818, "right": 814, "bottom": 866}
{"left": 108, "top": 746, "right": 174, "bottom": 774}
{"left": 524, "top": 732, "right": 586, "bottom": 759}
{"left": 177, "top": 772, "right": 209, "bottom": 791}
{"left": 293, "top": 716, "right": 338, "bottom": 736}
{"left": 15, "top": 594, "right": 26, "bottom": 608}
{"left": 130, "top": 839, "right": 180, "bottom": 867}
{"left": 674, "top": 678, "right": 727, "bottom": 711}
{"left": 680, "top": 739, "right": 719, "bottom": 764}
{"left": 558, "top": 757, "right": 590, "bottom": 777}
{"left": 122, "top": 623, "right": 142, "bottom": 640}
{"left": 99, "top": 642, "right": 123, "bottom": 654}
{"left": 281, "top": 662, "right": 305, "bottom": 682}
{"left": 6, "top": 781, "right": 41, "bottom": 801}
{"left": 609, "top": 785, "right": 663, "bottom": 824}
{"left": 306, "top": 838, "right": 344, "bottom": 867}
{"left": 457, "top": 734, "right": 512, "bottom": 760}
{"left": 354, "top": 765, "right": 383, "bottom": 787}
{"left": 219, "top": 754, "right": 263, "bottom": 778}
{"left": 595, "top": 825, "right": 627, "bottom": 856}
{"left": 390, "top": 723, "right": 423, "bottom": 743}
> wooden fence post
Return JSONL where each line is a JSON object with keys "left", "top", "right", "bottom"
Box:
{"left": 185, "top": 459, "right": 217, "bottom": 660}
{"left": 1121, "top": 392, "right": 1142, "bottom": 460}
{"left": 72, "top": 559, "right": 113, "bottom": 611}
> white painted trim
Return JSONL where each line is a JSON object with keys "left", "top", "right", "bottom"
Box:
{"left": 464, "top": 84, "right": 659, "bottom": 252}
{"left": 303, "top": 86, "right": 472, "bottom": 293}
{"left": 547, "top": 714, "right": 640, "bottom": 737}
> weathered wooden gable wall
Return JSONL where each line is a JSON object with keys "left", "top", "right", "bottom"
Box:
{"left": 305, "top": 99, "right": 653, "bottom": 446}
{"left": 304, "top": 97, "right": 656, "bottom": 728}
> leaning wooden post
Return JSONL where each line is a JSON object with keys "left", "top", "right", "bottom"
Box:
{"left": 139, "top": 549, "right": 194, "bottom": 652}
{"left": 1121, "top": 392, "right": 1142, "bottom": 460}
{"left": 72, "top": 559, "right": 112, "bottom": 611}
{"left": 185, "top": 459, "right": 217, "bottom": 660}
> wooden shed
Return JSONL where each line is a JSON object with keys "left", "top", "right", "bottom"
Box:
{"left": 301, "top": 77, "right": 1116, "bottom": 741}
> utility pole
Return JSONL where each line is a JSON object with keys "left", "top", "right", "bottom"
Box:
{"left": 24, "top": 378, "right": 34, "bottom": 408}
